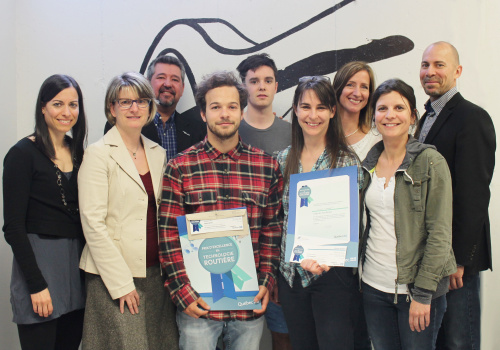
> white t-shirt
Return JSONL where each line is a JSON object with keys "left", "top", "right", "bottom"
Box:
{"left": 362, "top": 171, "right": 407, "bottom": 294}
{"left": 350, "top": 129, "right": 382, "bottom": 161}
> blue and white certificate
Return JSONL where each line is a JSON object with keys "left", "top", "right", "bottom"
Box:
{"left": 285, "top": 166, "right": 359, "bottom": 267}
{"left": 177, "top": 209, "right": 261, "bottom": 311}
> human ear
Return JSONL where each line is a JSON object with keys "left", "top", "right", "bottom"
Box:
{"left": 110, "top": 103, "right": 117, "bottom": 118}
{"left": 454, "top": 65, "right": 463, "bottom": 80}
{"left": 331, "top": 105, "right": 336, "bottom": 118}
{"left": 200, "top": 110, "right": 207, "bottom": 123}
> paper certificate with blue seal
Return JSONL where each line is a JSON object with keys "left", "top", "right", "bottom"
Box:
{"left": 177, "top": 208, "right": 261, "bottom": 311}
{"left": 285, "top": 165, "right": 359, "bottom": 267}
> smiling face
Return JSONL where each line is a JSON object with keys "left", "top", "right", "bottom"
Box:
{"left": 339, "top": 70, "right": 370, "bottom": 116}
{"left": 42, "top": 87, "right": 79, "bottom": 140}
{"left": 244, "top": 65, "right": 278, "bottom": 110}
{"left": 201, "top": 86, "right": 243, "bottom": 144}
{"left": 374, "top": 91, "right": 416, "bottom": 140}
{"left": 295, "top": 89, "right": 335, "bottom": 141}
{"left": 150, "top": 63, "right": 185, "bottom": 108}
{"left": 420, "top": 43, "right": 462, "bottom": 101}
{"left": 110, "top": 88, "right": 149, "bottom": 132}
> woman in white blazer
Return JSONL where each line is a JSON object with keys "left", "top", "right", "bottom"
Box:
{"left": 78, "top": 72, "right": 178, "bottom": 350}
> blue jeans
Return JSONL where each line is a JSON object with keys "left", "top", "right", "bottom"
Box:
{"left": 436, "top": 273, "right": 481, "bottom": 350}
{"left": 176, "top": 310, "right": 264, "bottom": 350}
{"left": 264, "top": 301, "right": 289, "bottom": 334}
{"left": 362, "top": 282, "right": 446, "bottom": 350}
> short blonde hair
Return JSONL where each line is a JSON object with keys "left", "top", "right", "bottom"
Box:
{"left": 104, "top": 72, "right": 157, "bottom": 125}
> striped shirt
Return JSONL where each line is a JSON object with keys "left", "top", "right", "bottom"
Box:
{"left": 159, "top": 137, "right": 283, "bottom": 321}
{"left": 153, "top": 112, "right": 178, "bottom": 161}
{"left": 277, "top": 146, "right": 363, "bottom": 288}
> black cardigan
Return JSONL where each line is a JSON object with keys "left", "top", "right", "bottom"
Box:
{"left": 3, "top": 138, "right": 83, "bottom": 293}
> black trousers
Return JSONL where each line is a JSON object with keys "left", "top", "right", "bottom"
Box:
{"left": 17, "top": 308, "right": 84, "bottom": 350}
{"left": 279, "top": 268, "right": 357, "bottom": 350}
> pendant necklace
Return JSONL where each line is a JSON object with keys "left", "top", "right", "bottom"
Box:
{"left": 345, "top": 127, "right": 359, "bottom": 138}
{"left": 127, "top": 144, "right": 140, "bottom": 159}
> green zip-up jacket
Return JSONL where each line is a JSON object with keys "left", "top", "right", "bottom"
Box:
{"left": 360, "top": 137, "right": 457, "bottom": 300}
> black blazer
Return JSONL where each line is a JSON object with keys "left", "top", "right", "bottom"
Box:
{"left": 416, "top": 92, "right": 496, "bottom": 275}
{"left": 104, "top": 107, "right": 206, "bottom": 154}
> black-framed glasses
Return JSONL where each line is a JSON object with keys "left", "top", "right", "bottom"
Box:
{"left": 298, "top": 76, "right": 331, "bottom": 83}
{"left": 114, "top": 98, "right": 152, "bottom": 109}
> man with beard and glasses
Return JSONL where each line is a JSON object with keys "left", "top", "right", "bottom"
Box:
{"left": 416, "top": 41, "right": 496, "bottom": 350}
{"left": 105, "top": 55, "right": 206, "bottom": 161}
{"left": 159, "top": 71, "right": 283, "bottom": 350}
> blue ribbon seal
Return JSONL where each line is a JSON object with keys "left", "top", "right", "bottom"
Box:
{"left": 292, "top": 245, "right": 304, "bottom": 262}
{"left": 198, "top": 237, "right": 241, "bottom": 302}
{"left": 297, "top": 185, "right": 312, "bottom": 208}
{"left": 191, "top": 220, "right": 201, "bottom": 232}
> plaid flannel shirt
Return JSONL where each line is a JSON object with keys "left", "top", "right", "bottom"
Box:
{"left": 159, "top": 137, "right": 283, "bottom": 321}
{"left": 153, "top": 112, "right": 178, "bottom": 161}
{"left": 277, "top": 146, "right": 363, "bottom": 288}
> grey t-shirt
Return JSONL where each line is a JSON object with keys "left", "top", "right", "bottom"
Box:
{"left": 239, "top": 117, "right": 292, "bottom": 156}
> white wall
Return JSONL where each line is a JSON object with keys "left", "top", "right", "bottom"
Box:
{"left": 2, "top": 1, "right": 499, "bottom": 348}
{"left": 0, "top": 0, "right": 21, "bottom": 347}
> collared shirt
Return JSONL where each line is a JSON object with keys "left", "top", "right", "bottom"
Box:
{"left": 159, "top": 137, "right": 283, "bottom": 321}
{"left": 277, "top": 146, "right": 363, "bottom": 288}
{"left": 419, "top": 87, "right": 458, "bottom": 142}
{"left": 154, "top": 112, "right": 177, "bottom": 161}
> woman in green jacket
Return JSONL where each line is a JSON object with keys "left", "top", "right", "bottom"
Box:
{"left": 359, "top": 79, "right": 456, "bottom": 350}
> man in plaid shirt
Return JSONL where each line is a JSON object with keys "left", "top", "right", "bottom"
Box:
{"left": 159, "top": 71, "right": 283, "bottom": 350}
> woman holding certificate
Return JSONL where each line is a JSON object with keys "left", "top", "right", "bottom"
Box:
{"left": 359, "top": 79, "right": 456, "bottom": 349}
{"left": 276, "top": 76, "right": 363, "bottom": 350}
{"left": 78, "top": 72, "right": 178, "bottom": 349}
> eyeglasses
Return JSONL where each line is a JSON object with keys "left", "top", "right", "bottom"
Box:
{"left": 114, "top": 98, "right": 152, "bottom": 109}
{"left": 298, "top": 76, "right": 331, "bottom": 83}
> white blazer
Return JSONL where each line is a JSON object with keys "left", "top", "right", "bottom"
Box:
{"left": 78, "top": 126, "right": 166, "bottom": 300}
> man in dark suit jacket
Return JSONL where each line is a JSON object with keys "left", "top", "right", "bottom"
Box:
{"left": 105, "top": 55, "right": 206, "bottom": 160}
{"left": 417, "top": 41, "right": 496, "bottom": 350}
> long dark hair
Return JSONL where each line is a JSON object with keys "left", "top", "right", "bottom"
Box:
{"left": 283, "top": 77, "right": 351, "bottom": 185}
{"left": 332, "top": 61, "right": 375, "bottom": 131}
{"left": 33, "top": 74, "right": 87, "bottom": 165}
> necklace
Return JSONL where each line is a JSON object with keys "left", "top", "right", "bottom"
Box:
{"left": 54, "top": 164, "right": 79, "bottom": 215}
{"left": 126, "top": 144, "right": 140, "bottom": 159}
{"left": 345, "top": 127, "right": 359, "bottom": 138}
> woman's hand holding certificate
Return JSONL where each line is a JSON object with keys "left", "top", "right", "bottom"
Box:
{"left": 300, "top": 259, "right": 330, "bottom": 275}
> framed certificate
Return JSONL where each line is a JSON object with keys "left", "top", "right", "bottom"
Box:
{"left": 285, "top": 165, "right": 359, "bottom": 267}
{"left": 177, "top": 208, "right": 261, "bottom": 310}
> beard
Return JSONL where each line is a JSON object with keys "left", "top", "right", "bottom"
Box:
{"left": 422, "top": 78, "right": 445, "bottom": 98}
{"left": 157, "top": 87, "right": 176, "bottom": 108}
{"left": 423, "top": 87, "right": 443, "bottom": 98}
{"left": 206, "top": 120, "right": 239, "bottom": 141}
{"left": 158, "top": 98, "right": 174, "bottom": 108}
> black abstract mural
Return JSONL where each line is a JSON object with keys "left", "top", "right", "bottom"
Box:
{"left": 140, "top": 0, "right": 414, "bottom": 117}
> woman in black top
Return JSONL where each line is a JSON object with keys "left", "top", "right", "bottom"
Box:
{"left": 3, "top": 74, "right": 87, "bottom": 350}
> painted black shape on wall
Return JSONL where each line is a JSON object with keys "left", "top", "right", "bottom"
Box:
{"left": 140, "top": 0, "right": 414, "bottom": 116}
{"left": 277, "top": 36, "right": 414, "bottom": 92}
